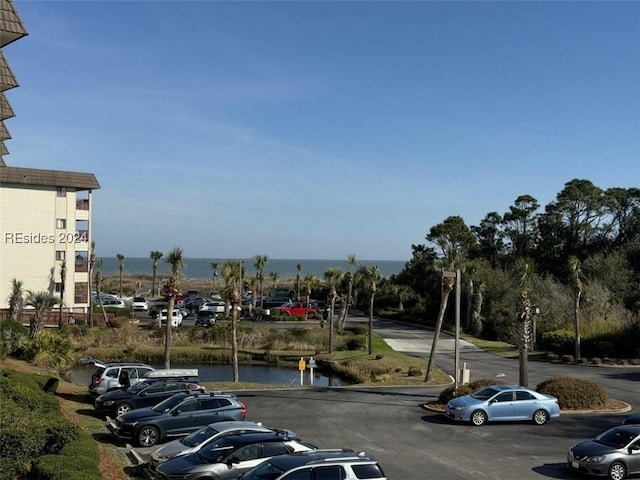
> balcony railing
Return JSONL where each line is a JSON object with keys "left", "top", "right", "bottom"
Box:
{"left": 76, "top": 199, "right": 89, "bottom": 210}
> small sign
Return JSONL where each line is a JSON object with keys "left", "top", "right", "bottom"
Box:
{"left": 298, "top": 358, "right": 306, "bottom": 371}
{"left": 308, "top": 358, "right": 317, "bottom": 368}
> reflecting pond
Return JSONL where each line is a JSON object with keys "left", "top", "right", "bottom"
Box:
{"left": 71, "top": 363, "right": 346, "bottom": 388}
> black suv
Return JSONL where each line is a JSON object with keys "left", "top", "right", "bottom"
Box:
{"left": 195, "top": 310, "right": 217, "bottom": 327}
{"left": 238, "top": 449, "right": 387, "bottom": 480}
{"left": 94, "top": 377, "right": 203, "bottom": 418}
{"left": 110, "top": 391, "right": 247, "bottom": 447}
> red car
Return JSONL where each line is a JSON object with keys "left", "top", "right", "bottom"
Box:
{"left": 278, "top": 302, "right": 319, "bottom": 316}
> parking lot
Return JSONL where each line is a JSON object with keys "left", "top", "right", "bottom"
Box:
{"left": 110, "top": 315, "right": 639, "bottom": 480}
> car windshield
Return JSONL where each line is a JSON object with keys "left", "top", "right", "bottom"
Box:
{"left": 470, "top": 387, "right": 501, "bottom": 400}
{"left": 240, "top": 460, "right": 285, "bottom": 480}
{"left": 151, "top": 395, "right": 186, "bottom": 413}
{"left": 181, "top": 425, "right": 222, "bottom": 447}
{"left": 595, "top": 429, "right": 638, "bottom": 448}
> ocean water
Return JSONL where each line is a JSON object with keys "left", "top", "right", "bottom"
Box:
{"left": 96, "top": 257, "right": 407, "bottom": 280}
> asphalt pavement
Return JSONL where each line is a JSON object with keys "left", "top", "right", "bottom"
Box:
{"left": 119, "top": 313, "right": 639, "bottom": 480}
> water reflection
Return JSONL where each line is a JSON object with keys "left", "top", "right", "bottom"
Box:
{"left": 71, "top": 363, "right": 345, "bottom": 388}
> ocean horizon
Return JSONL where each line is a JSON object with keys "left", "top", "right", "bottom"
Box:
{"left": 97, "top": 257, "right": 408, "bottom": 280}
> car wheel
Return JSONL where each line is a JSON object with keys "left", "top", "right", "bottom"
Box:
{"left": 532, "top": 409, "right": 549, "bottom": 425}
{"left": 137, "top": 426, "right": 160, "bottom": 447}
{"left": 116, "top": 403, "right": 133, "bottom": 417}
{"left": 470, "top": 410, "right": 487, "bottom": 426}
{"left": 608, "top": 461, "right": 627, "bottom": 480}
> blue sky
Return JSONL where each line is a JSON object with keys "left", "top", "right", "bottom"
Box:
{"left": 6, "top": 0, "right": 639, "bottom": 261}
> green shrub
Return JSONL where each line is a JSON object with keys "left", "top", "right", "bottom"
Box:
{"left": 344, "top": 325, "right": 368, "bottom": 336}
{"left": 344, "top": 336, "right": 366, "bottom": 351}
{"left": 467, "top": 378, "right": 507, "bottom": 390}
{"left": 0, "top": 318, "right": 28, "bottom": 359}
{"left": 0, "top": 457, "right": 28, "bottom": 480}
{"left": 536, "top": 376, "right": 608, "bottom": 410}
{"left": 31, "top": 430, "right": 100, "bottom": 480}
{"left": 407, "top": 366, "right": 422, "bottom": 377}
{"left": 539, "top": 330, "right": 574, "bottom": 355}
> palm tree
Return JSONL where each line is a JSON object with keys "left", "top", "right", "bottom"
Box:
{"left": 7, "top": 278, "right": 24, "bottom": 321}
{"left": 513, "top": 258, "right": 537, "bottom": 388}
{"left": 163, "top": 247, "right": 184, "bottom": 369}
{"left": 269, "top": 271, "right": 279, "bottom": 293}
{"left": 338, "top": 254, "right": 357, "bottom": 332}
{"left": 94, "top": 259, "right": 108, "bottom": 325}
{"left": 222, "top": 260, "right": 242, "bottom": 382}
{"left": 253, "top": 255, "right": 268, "bottom": 309}
{"left": 150, "top": 251, "right": 163, "bottom": 297}
{"left": 569, "top": 256, "right": 582, "bottom": 360}
{"left": 424, "top": 270, "right": 456, "bottom": 382}
{"left": 24, "top": 290, "right": 60, "bottom": 338}
{"left": 58, "top": 259, "right": 66, "bottom": 328}
{"left": 88, "top": 241, "right": 96, "bottom": 327}
{"left": 210, "top": 262, "right": 219, "bottom": 290}
{"left": 357, "top": 265, "right": 380, "bottom": 354}
{"left": 303, "top": 273, "right": 315, "bottom": 322}
{"left": 323, "top": 267, "right": 343, "bottom": 353}
{"left": 116, "top": 253, "right": 125, "bottom": 297}
{"left": 295, "top": 263, "right": 302, "bottom": 301}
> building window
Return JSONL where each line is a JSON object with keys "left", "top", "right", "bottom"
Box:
{"left": 75, "top": 252, "right": 88, "bottom": 272}
{"left": 57, "top": 187, "right": 66, "bottom": 197}
{"left": 54, "top": 282, "right": 62, "bottom": 293}
{"left": 75, "top": 282, "right": 88, "bottom": 304}
{"left": 56, "top": 218, "right": 66, "bottom": 229}
{"left": 56, "top": 251, "right": 65, "bottom": 261}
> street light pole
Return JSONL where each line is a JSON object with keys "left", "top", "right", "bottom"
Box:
{"left": 454, "top": 269, "right": 461, "bottom": 390}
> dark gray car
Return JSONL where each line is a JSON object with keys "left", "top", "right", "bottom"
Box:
{"left": 567, "top": 425, "right": 640, "bottom": 480}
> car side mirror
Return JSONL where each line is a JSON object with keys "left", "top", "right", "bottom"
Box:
{"left": 629, "top": 444, "right": 640, "bottom": 453}
{"left": 227, "top": 457, "right": 239, "bottom": 468}
{"left": 172, "top": 409, "right": 180, "bottom": 416}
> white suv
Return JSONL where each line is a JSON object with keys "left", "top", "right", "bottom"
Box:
{"left": 238, "top": 450, "right": 387, "bottom": 480}
{"left": 160, "top": 309, "right": 183, "bottom": 327}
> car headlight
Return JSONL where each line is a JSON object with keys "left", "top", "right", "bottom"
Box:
{"left": 449, "top": 405, "right": 468, "bottom": 411}
{"left": 584, "top": 456, "right": 606, "bottom": 463}
{"left": 103, "top": 400, "right": 115, "bottom": 407}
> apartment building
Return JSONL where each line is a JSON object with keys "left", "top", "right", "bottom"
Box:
{"left": 0, "top": 0, "right": 100, "bottom": 313}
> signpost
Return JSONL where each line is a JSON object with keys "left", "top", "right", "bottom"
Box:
{"left": 298, "top": 357, "right": 306, "bottom": 385}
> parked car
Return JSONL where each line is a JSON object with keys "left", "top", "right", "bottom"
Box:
{"left": 94, "top": 372, "right": 202, "bottom": 418}
{"left": 199, "top": 300, "right": 226, "bottom": 313}
{"left": 154, "top": 431, "right": 315, "bottom": 480}
{"left": 130, "top": 296, "right": 149, "bottom": 311}
{"left": 195, "top": 310, "right": 217, "bottom": 327}
{"left": 81, "top": 357, "right": 154, "bottom": 397}
{"left": 260, "top": 297, "right": 292, "bottom": 309}
{"left": 160, "top": 309, "right": 183, "bottom": 327}
{"left": 238, "top": 449, "right": 387, "bottom": 480}
{"left": 110, "top": 391, "right": 247, "bottom": 447}
{"left": 148, "top": 420, "right": 297, "bottom": 473}
{"left": 567, "top": 425, "right": 640, "bottom": 480}
{"left": 623, "top": 415, "right": 640, "bottom": 425}
{"left": 183, "top": 296, "right": 212, "bottom": 313}
{"left": 445, "top": 384, "right": 560, "bottom": 426}
{"left": 101, "top": 298, "right": 126, "bottom": 308}
{"left": 278, "top": 302, "right": 319, "bottom": 316}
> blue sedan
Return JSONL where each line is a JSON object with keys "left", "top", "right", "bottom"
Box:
{"left": 445, "top": 384, "right": 560, "bottom": 426}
